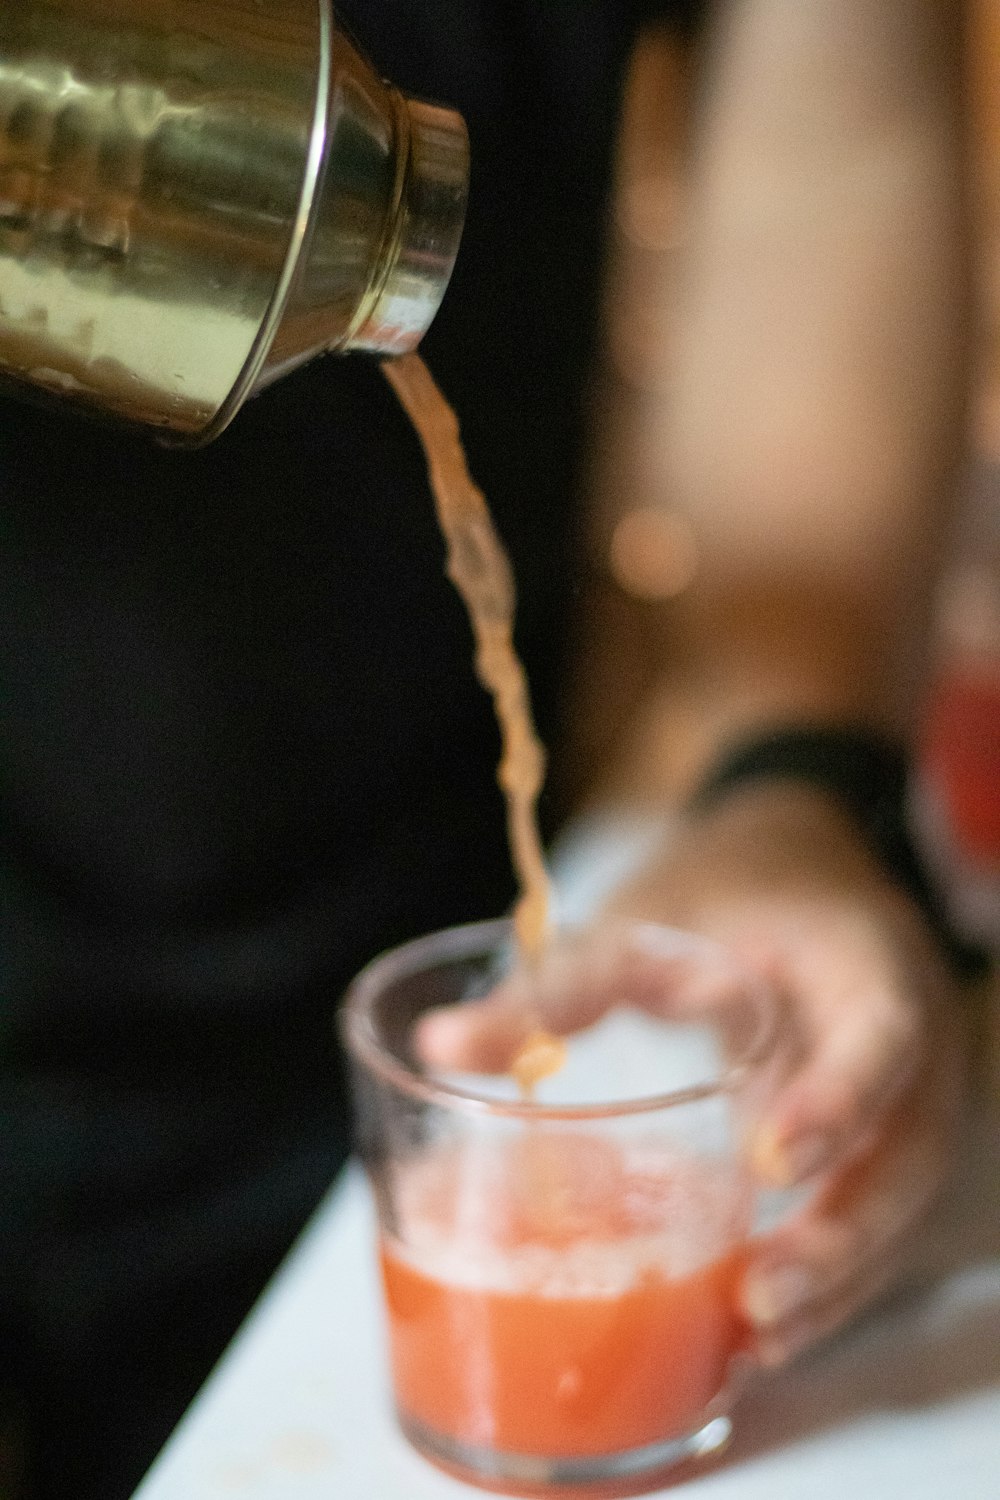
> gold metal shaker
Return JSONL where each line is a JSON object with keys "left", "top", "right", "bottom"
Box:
{"left": 0, "top": 0, "right": 469, "bottom": 443}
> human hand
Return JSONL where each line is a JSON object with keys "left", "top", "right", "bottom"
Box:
{"left": 416, "top": 781, "right": 969, "bottom": 1368}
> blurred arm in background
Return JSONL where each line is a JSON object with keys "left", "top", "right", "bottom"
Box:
{"left": 580, "top": 0, "right": 970, "bottom": 802}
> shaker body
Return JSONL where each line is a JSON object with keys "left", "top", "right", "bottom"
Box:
{"left": 0, "top": 0, "right": 468, "bottom": 441}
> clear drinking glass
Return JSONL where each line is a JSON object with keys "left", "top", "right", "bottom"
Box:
{"left": 342, "top": 918, "right": 776, "bottom": 1497}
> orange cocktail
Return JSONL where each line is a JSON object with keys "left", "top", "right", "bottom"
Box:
{"left": 378, "top": 1130, "right": 749, "bottom": 1489}
{"left": 343, "top": 918, "right": 772, "bottom": 1495}
{"left": 382, "top": 1219, "right": 744, "bottom": 1459}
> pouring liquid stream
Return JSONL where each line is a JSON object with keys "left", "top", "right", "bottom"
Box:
{"left": 382, "top": 354, "right": 565, "bottom": 1098}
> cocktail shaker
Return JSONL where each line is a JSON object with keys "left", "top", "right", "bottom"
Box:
{"left": 0, "top": 0, "right": 469, "bottom": 442}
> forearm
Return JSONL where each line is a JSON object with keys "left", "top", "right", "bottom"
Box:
{"left": 581, "top": 0, "right": 974, "bottom": 809}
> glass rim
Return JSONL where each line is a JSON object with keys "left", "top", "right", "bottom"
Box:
{"left": 341, "top": 917, "right": 776, "bottom": 1121}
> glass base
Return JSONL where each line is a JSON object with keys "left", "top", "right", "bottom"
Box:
{"left": 399, "top": 1411, "right": 733, "bottom": 1496}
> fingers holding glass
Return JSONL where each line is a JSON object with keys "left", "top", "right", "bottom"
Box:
{"left": 414, "top": 918, "right": 774, "bottom": 1086}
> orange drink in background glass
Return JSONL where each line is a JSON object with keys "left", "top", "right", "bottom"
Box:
{"left": 343, "top": 919, "right": 775, "bottom": 1497}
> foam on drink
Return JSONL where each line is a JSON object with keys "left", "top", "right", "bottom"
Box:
{"left": 388, "top": 1134, "right": 749, "bottom": 1294}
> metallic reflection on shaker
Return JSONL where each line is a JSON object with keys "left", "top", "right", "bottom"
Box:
{"left": 0, "top": 0, "right": 469, "bottom": 442}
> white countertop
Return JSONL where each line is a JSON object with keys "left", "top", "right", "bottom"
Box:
{"left": 132, "top": 814, "right": 1000, "bottom": 1500}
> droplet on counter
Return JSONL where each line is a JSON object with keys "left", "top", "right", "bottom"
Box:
{"left": 269, "top": 1431, "right": 335, "bottom": 1472}
{"left": 215, "top": 1459, "right": 261, "bottom": 1490}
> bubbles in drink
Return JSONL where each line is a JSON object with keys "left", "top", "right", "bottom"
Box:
{"left": 389, "top": 1133, "right": 749, "bottom": 1296}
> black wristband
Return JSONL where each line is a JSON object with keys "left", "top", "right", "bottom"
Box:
{"left": 690, "top": 726, "right": 989, "bottom": 982}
